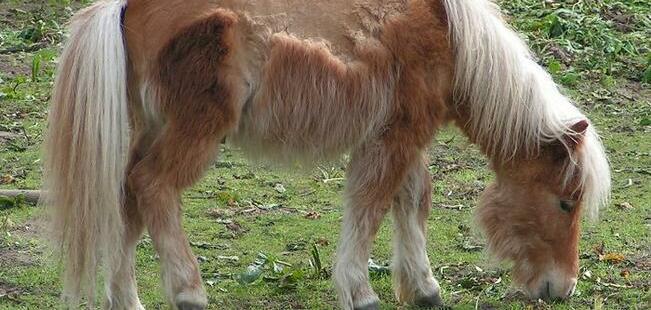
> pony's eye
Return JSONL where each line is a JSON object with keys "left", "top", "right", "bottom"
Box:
{"left": 559, "top": 200, "right": 575, "bottom": 213}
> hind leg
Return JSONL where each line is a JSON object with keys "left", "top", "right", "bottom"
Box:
{"left": 105, "top": 127, "right": 158, "bottom": 310}
{"left": 126, "top": 9, "right": 241, "bottom": 309}
{"left": 334, "top": 142, "right": 424, "bottom": 310}
{"left": 105, "top": 186, "right": 145, "bottom": 310}
{"left": 391, "top": 156, "right": 442, "bottom": 307}
{"left": 128, "top": 120, "right": 233, "bottom": 309}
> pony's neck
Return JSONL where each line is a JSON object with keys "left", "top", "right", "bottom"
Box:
{"left": 441, "top": 0, "right": 611, "bottom": 219}
{"left": 442, "top": 0, "right": 582, "bottom": 163}
{"left": 445, "top": 102, "right": 509, "bottom": 169}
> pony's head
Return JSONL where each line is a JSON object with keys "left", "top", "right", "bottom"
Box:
{"left": 476, "top": 120, "right": 608, "bottom": 299}
{"left": 440, "top": 0, "right": 611, "bottom": 299}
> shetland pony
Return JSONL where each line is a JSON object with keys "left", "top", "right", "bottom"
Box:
{"left": 42, "top": 0, "right": 610, "bottom": 309}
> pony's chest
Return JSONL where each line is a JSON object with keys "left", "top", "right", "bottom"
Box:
{"left": 221, "top": 0, "right": 408, "bottom": 57}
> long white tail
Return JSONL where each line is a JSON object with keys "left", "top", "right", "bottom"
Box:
{"left": 42, "top": 0, "right": 129, "bottom": 305}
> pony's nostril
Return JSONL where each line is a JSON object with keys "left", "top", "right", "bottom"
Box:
{"left": 545, "top": 281, "right": 551, "bottom": 299}
{"left": 535, "top": 281, "right": 552, "bottom": 299}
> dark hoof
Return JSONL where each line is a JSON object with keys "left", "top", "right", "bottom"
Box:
{"left": 415, "top": 293, "right": 444, "bottom": 308}
{"left": 177, "top": 301, "right": 206, "bottom": 310}
{"left": 354, "top": 301, "right": 380, "bottom": 310}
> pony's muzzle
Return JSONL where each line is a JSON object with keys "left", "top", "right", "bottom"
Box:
{"left": 532, "top": 277, "right": 577, "bottom": 300}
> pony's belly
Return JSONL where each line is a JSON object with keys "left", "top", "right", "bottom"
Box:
{"left": 218, "top": 0, "right": 408, "bottom": 57}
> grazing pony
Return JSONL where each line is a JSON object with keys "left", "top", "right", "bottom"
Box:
{"left": 42, "top": 0, "right": 610, "bottom": 309}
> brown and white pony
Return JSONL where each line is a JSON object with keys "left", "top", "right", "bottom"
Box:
{"left": 42, "top": 0, "right": 611, "bottom": 309}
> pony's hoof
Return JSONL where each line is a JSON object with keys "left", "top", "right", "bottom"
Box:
{"left": 176, "top": 301, "right": 206, "bottom": 310}
{"left": 414, "top": 293, "right": 443, "bottom": 308}
{"left": 354, "top": 300, "right": 380, "bottom": 310}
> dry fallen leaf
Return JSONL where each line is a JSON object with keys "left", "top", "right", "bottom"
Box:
{"left": 593, "top": 242, "right": 606, "bottom": 256}
{"left": 217, "top": 255, "right": 239, "bottom": 262}
{"left": 601, "top": 253, "right": 625, "bottom": 264}
{"left": 620, "top": 269, "right": 630, "bottom": 278}
{"left": 225, "top": 221, "right": 244, "bottom": 234}
{"left": 0, "top": 174, "right": 14, "bottom": 184}
{"left": 274, "top": 183, "right": 286, "bottom": 193}
{"left": 304, "top": 211, "right": 321, "bottom": 220}
{"left": 616, "top": 202, "right": 634, "bottom": 210}
{"left": 226, "top": 198, "right": 238, "bottom": 207}
{"left": 206, "top": 208, "right": 234, "bottom": 219}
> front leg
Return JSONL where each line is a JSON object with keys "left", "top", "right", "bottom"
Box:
{"left": 334, "top": 142, "right": 423, "bottom": 310}
{"left": 391, "top": 157, "right": 442, "bottom": 307}
{"left": 335, "top": 204, "right": 387, "bottom": 310}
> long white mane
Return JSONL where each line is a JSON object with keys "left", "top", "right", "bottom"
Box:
{"left": 442, "top": 0, "right": 610, "bottom": 218}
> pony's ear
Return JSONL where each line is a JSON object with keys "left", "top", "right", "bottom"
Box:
{"left": 563, "top": 120, "right": 589, "bottom": 149}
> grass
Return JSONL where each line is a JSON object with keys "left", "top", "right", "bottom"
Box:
{"left": 0, "top": 0, "right": 649, "bottom": 309}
